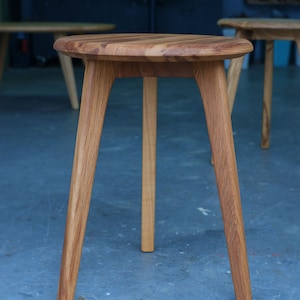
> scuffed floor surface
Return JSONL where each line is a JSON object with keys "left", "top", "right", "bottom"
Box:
{"left": 0, "top": 65, "right": 299, "bottom": 299}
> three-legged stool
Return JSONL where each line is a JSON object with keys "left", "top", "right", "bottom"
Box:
{"left": 54, "top": 33, "right": 253, "bottom": 300}
{"left": 218, "top": 18, "right": 300, "bottom": 148}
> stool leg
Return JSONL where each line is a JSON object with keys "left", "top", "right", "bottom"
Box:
{"left": 261, "top": 40, "right": 274, "bottom": 149}
{"left": 194, "top": 61, "right": 252, "bottom": 300}
{"left": 141, "top": 77, "right": 158, "bottom": 252}
{"left": 57, "top": 61, "right": 115, "bottom": 300}
{"left": 227, "top": 29, "right": 246, "bottom": 114}
{"left": 227, "top": 56, "right": 244, "bottom": 113}
{"left": 54, "top": 33, "right": 80, "bottom": 110}
{"left": 211, "top": 55, "right": 244, "bottom": 165}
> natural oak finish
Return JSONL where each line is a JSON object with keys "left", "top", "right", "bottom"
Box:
{"left": 142, "top": 77, "right": 157, "bottom": 252}
{"left": 0, "top": 22, "right": 115, "bottom": 109}
{"left": 218, "top": 18, "right": 300, "bottom": 148}
{"left": 54, "top": 33, "right": 253, "bottom": 300}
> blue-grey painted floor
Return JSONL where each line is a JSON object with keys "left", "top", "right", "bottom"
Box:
{"left": 0, "top": 64, "right": 299, "bottom": 299}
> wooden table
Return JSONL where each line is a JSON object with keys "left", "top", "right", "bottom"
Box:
{"left": 0, "top": 22, "right": 116, "bottom": 109}
{"left": 218, "top": 18, "right": 300, "bottom": 148}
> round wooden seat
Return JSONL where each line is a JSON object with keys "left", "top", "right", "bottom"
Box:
{"left": 54, "top": 33, "right": 252, "bottom": 62}
{"left": 54, "top": 34, "right": 253, "bottom": 300}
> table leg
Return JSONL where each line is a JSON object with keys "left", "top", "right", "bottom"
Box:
{"left": 0, "top": 33, "right": 10, "bottom": 82}
{"left": 261, "top": 40, "right": 274, "bottom": 149}
{"left": 54, "top": 33, "right": 80, "bottom": 109}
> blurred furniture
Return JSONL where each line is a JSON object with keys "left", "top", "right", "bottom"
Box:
{"left": 218, "top": 18, "right": 300, "bottom": 148}
{"left": 0, "top": 22, "right": 115, "bottom": 109}
{"left": 54, "top": 33, "right": 253, "bottom": 299}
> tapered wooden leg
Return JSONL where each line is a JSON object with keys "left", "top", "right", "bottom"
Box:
{"left": 57, "top": 61, "right": 115, "bottom": 300}
{"left": 211, "top": 55, "right": 244, "bottom": 165}
{"left": 0, "top": 33, "right": 9, "bottom": 82}
{"left": 261, "top": 40, "right": 274, "bottom": 149}
{"left": 54, "top": 33, "right": 80, "bottom": 110}
{"left": 141, "top": 77, "right": 158, "bottom": 252}
{"left": 194, "top": 61, "right": 252, "bottom": 300}
{"left": 227, "top": 56, "right": 244, "bottom": 113}
{"left": 227, "top": 29, "right": 247, "bottom": 113}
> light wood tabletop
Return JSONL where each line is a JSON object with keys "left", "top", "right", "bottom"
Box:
{"left": 0, "top": 22, "right": 116, "bottom": 109}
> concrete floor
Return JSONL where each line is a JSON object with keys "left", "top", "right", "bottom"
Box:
{"left": 0, "top": 64, "right": 299, "bottom": 299}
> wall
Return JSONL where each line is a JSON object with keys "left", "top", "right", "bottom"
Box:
{"left": 9, "top": 0, "right": 300, "bottom": 67}
{"left": 28, "top": 0, "right": 222, "bottom": 34}
{"left": 0, "top": 0, "right": 9, "bottom": 21}
{"left": 223, "top": 0, "right": 300, "bottom": 18}
{"left": 18, "top": 0, "right": 223, "bottom": 65}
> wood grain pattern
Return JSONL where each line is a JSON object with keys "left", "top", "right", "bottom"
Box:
{"left": 195, "top": 61, "right": 251, "bottom": 300}
{"left": 218, "top": 18, "right": 300, "bottom": 148}
{"left": 54, "top": 33, "right": 253, "bottom": 62}
{"left": 57, "top": 60, "right": 115, "bottom": 299}
{"left": 142, "top": 77, "right": 158, "bottom": 252}
{"left": 55, "top": 34, "right": 253, "bottom": 300}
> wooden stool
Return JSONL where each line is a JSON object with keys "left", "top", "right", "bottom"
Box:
{"left": 218, "top": 18, "right": 300, "bottom": 148}
{"left": 54, "top": 33, "right": 253, "bottom": 300}
{"left": 0, "top": 22, "right": 115, "bottom": 109}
